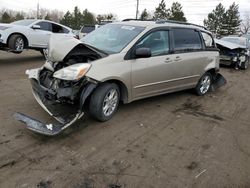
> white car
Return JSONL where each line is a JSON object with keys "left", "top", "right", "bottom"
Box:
{"left": 0, "top": 19, "right": 75, "bottom": 54}
{"left": 79, "top": 25, "right": 99, "bottom": 39}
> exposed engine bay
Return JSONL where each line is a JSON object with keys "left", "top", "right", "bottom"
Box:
{"left": 14, "top": 35, "right": 107, "bottom": 136}
{"left": 39, "top": 43, "right": 104, "bottom": 105}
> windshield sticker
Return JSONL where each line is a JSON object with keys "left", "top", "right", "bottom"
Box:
{"left": 121, "top": 26, "right": 135, "bottom": 30}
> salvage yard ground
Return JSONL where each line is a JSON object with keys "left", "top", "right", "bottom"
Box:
{"left": 0, "top": 51, "right": 250, "bottom": 188}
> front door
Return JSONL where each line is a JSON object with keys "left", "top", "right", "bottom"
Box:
{"left": 130, "top": 30, "right": 184, "bottom": 100}
{"left": 29, "top": 21, "right": 52, "bottom": 48}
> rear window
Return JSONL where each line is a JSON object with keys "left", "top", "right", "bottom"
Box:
{"left": 173, "top": 28, "right": 202, "bottom": 51}
{"left": 81, "top": 26, "right": 95, "bottom": 33}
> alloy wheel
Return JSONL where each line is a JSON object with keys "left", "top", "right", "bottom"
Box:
{"left": 200, "top": 75, "right": 211, "bottom": 94}
{"left": 102, "top": 89, "right": 119, "bottom": 117}
{"left": 15, "top": 37, "right": 24, "bottom": 51}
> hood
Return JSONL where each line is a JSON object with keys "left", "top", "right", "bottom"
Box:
{"left": 0, "top": 23, "right": 13, "bottom": 30}
{"left": 215, "top": 39, "right": 246, "bottom": 50}
{"left": 47, "top": 34, "right": 107, "bottom": 62}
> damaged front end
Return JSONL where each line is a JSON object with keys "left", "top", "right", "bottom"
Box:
{"left": 215, "top": 39, "right": 249, "bottom": 66}
{"left": 14, "top": 35, "right": 107, "bottom": 135}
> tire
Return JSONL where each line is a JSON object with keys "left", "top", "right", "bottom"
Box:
{"left": 39, "top": 49, "right": 47, "bottom": 58}
{"left": 240, "top": 56, "right": 249, "bottom": 70}
{"left": 195, "top": 72, "right": 212, "bottom": 96}
{"left": 89, "top": 83, "right": 120, "bottom": 122}
{"left": 39, "top": 49, "right": 45, "bottom": 56}
{"left": 8, "top": 34, "right": 25, "bottom": 53}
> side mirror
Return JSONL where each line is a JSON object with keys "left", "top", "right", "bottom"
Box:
{"left": 32, "top": 25, "right": 41, "bottom": 30}
{"left": 135, "top": 48, "right": 151, "bottom": 58}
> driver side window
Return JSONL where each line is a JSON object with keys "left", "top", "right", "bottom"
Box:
{"left": 136, "top": 30, "right": 169, "bottom": 57}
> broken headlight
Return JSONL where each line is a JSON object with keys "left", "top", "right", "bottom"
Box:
{"left": 53, "top": 63, "right": 91, "bottom": 81}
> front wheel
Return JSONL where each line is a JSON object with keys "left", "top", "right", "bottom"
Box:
{"left": 89, "top": 83, "right": 120, "bottom": 122}
{"left": 195, "top": 73, "right": 212, "bottom": 96}
{"left": 8, "top": 34, "right": 25, "bottom": 53}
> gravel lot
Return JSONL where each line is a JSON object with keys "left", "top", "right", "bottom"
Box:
{"left": 0, "top": 50, "right": 250, "bottom": 188}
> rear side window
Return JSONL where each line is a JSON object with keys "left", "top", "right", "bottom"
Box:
{"left": 173, "top": 28, "right": 202, "bottom": 51}
{"left": 37, "top": 21, "right": 51, "bottom": 31}
{"left": 63, "top": 27, "right": 69, "bottom": 34}
{"left": 201, "top": 32, "right": 215, "bottom": 48}
{"left": 51, "top": 23, "right": 65, "bottom": 33}
{"left": 136, "top": 30, "right": 169, "bottom": 56}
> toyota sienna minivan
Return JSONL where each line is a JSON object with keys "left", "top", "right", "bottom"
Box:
{"left": 14, "top": 20, "right": 226, "bottom": 135}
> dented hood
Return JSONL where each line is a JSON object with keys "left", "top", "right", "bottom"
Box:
{"left": 47, "top": 34, "right": 106, "bottom": 62}
{"left": 215, "top": 39, "right": 246, "bottom": 50}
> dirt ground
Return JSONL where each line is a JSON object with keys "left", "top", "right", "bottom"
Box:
{"left": 0, "top": 50, "right": 250, "bottom": 188}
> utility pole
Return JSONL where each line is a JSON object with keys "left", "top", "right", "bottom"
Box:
{"left": 37, "top": 0, "right": 40, "bottom": 19}
{"left": 136, "top": 0, "right": 139, "bottom": 19}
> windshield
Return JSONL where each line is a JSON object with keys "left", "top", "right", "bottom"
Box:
{"left": 81, "top": 24, "right": 145, "bottom": 54}
{"left": 12, "top": 19, "right": 37, "bottom": 26}
{"left": 221, "top": 37, "right": 247, "bottom": 46}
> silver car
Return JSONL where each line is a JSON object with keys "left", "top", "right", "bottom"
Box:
{"left": 14, "top": 20, "right": 226, "bottom": 135}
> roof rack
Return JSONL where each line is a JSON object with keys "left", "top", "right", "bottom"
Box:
{"left": 122, "top": 18, "right": 154, "bottom": 22}
{"left": 122, "top": 18, "right": 207, "bottom": 30}
{"left": 155, "top": 19, "right": 207, "bottom": 30}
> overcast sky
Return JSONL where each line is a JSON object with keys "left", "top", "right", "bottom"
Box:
{"left": 1, "top": 0, "right": 250, "bottom": 25}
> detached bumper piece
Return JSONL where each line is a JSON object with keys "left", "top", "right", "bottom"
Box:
{"left": 211, "top": 73, "right": 227, "bottom": 91}
{"left": 14, "top": 113, "right": 63, "bottom": 136}
{"left": 13, "top": 112, "right": 83, "bottom": 136}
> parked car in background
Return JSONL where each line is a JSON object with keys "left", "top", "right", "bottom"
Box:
{"left": 14, "top": 20, "right": 226, "bottom": 135}
{"left": 0, "top": 19, "right": 75, "bottom": 54}
{"left": 242, "top": 34, "right": 250, "bottom": 42}
{"left": 79, "top": 24, "right": 99, "bottom": 39}
{"left": 215, "top": 36, "right": 250, "bottom": 69}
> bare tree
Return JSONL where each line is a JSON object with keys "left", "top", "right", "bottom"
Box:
{"left": 240, "top": 13, "right": 250, "bottom": 34}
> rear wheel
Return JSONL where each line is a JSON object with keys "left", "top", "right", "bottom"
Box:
{"left": 195, "top": 73, "right": 212, "bottom": 96}
{"left": 89, "top": 83, "right": 120, "bottom": 122}
{"left": 8, "top": 34, "right": 25, "bottom": 53}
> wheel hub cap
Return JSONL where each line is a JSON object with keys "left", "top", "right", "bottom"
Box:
{"left": 102, "top": 89, "right": 118, "bottom": 117}
{"left": 15, "top": 38, "right": 24, "bottom": 51}
{"left": 200, "top": 76, "right": 211, "bottom": 94}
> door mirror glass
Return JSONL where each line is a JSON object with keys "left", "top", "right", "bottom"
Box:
{"left": 135, "top": 48, "right": 151, "bottom": 58}
{"left": 32, "top": 25, "right": 41, "bottom": 30}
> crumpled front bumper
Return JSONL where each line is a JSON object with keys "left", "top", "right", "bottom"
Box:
{"left": 13, "top": 68, "right": 96, "bottom": 136}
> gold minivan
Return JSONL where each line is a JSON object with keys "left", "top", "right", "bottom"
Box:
{"left": 14, "top": 20, "right": 226, "bottom": 135}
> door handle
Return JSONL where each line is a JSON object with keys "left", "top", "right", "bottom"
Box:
{"left": 165, "top": 57, "right": 172, "bottom": 63}
{"left": 175, "top": 56, "right": 182, "bottom": 61}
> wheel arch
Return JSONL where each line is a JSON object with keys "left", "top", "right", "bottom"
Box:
{"left": 7, "top": 33, "right": 29, "bottom": 48}
{"left": 101, "top": 79, "right": 129, "bottom": 104}
{"left": 206, "top": 68, "right": 218, "bottom": 81}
